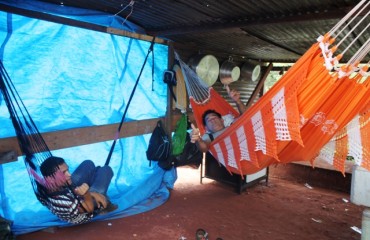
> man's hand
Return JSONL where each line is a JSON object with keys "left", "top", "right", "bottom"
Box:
{"left": 74, "top": 185, "right": 108, "bottom": 213}
{"left": 226, "top": 85, "right": 246, "bottom": 114}
{"left": 74, "top": 183, "right": 89, "bottom": 196}
{"left": 190, "top": 123, "right": 200, "bottom": 143}
{"left": 191, "top": 123, "right": 210, "bottom": 152}
{"left": 90, "top": 192, "right": 108, "bottom": 209}
{"left": 226, "top": 85, "right": 241, "bottom": 103}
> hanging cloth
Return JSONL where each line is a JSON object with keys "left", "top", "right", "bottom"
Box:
{"left": 171, "top": 114, "right": 188, "bottom": 156}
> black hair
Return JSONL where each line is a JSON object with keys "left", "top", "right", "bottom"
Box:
{"left": 202, "top": 109, "right": 222, "bottom": 126}
{"left": 40, "top": 156, "right": 66, "bottom": 177}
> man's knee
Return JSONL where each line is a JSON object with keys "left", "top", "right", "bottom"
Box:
{"left": 80, "top": 160, "right": 95, "bottom": 169}
{"left": 100, "top": 166, "right": 113, "bottom": 178}
{"left": 74, "top": 160, "right": 96, "bottom": 176}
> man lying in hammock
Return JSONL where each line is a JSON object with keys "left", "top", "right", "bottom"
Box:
{"left": 191, "top": 86, "right": 246, "bottom": 152}
{"left": 39, "top": 156, "right": 117, "bottom": 224}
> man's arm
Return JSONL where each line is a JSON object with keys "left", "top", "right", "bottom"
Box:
{"left": 226, "top": 85, "right": 247, "bottom": 114}
{"left": 74, "top": 183, "right": 107, "bottom": 213}
{"left": 191, "top": 124, "right": 210, "bottom": 152}
{"left": 80, "top": 192, "right": 95, "bottom": 213}
{"left": 234, "top": 98, "right": 247, "bottom": 114}
{"left": 195, "top": 138, "right": 210, "bottom": 152}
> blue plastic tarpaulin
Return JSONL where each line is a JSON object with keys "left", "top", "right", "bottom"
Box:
{"left": 0, "top": 1, "right": 177, "bottom": 235}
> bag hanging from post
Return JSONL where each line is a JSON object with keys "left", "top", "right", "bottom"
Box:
{"left": 171, "top": 114, "right": 188, "bottom": 156}
{"left": 0, "top": 216, "right": 15, "bottom": 240}
{"left": 174, "top": 133, "right": 203, "bottom": 168}
{"left": 146, "top": 120, "right": 171, "bottom": 167}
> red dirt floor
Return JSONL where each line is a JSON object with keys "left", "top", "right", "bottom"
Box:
{"left": 17, "top": 166, "right": 365, "bottom": 240}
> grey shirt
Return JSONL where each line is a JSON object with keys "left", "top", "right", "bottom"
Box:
{"left": 202, "top": 128, "right": 227, "bottom": 143}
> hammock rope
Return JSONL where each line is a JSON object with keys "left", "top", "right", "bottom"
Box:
{"left": 175, "top": 52, "right": 210, "bottom": 103}
{"left": 330, "top": 0, "right": 368, "bottom": 37}
{"left": 0, "top": 60, "right": 53, "bottom": 205}
{"left": 319, "top": 0, "right": 370, "bottom": 75}
{"left": 176, "top": 0, "right": 370, "bottom": 175}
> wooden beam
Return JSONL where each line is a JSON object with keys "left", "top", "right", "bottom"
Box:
{"left": 0, "top": 3, "right": 166, "bottom": 45}
{"left": 150, "top": 6, "right": 353, "bottom": 36}
{"left": 246, "top": 63, "right": 273, "bottom": 109}
{"left": 0, "top": 151, "right": 17, "bottom": 165}
{"left": 0, "top": 118, "right": 163, "bottom": 158}
{"left": 165, "top": 42, "right": 175, "bottom": 136}
{"left": 293, "top": 159, "right": 355, "bottom": 174}
{"left": 0, "top": 114, "right": 187, "bottom": 160}
{"left": 243, "top": 29, "right": 302, "bottom": 56}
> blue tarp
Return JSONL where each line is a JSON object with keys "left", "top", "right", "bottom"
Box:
{"left": 0, "top": 2, "right": 177, "bottom": 235}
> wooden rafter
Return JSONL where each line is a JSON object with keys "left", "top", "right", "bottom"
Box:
{"left": 149, "top": 6, "right": 353, "bottom": 37}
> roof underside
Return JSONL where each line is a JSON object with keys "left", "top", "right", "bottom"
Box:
{"left": 3, "top": 0, "right": 370, "bottom": 63}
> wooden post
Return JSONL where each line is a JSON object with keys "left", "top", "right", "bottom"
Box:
{"left": 246, "top": 62, "right": 273, "bottom": 109}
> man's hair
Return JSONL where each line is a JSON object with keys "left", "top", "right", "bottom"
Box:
{"left": 202, "top": 109, "right": 222, "bottom": 126}
{"left": 40, "top": 156, "right": 66, "bottom": 177}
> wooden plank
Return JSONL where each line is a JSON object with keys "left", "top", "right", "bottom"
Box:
{"left": 0, "top": 118, "right": 164, "bottom": 158}
{"left": 0, "top": 137, "right": 19, "bottom": 161}
{"left": 0, "top": 151, "right": 17, "bottom": 164}
{"left": 246, "top": 63, "right": 273, "bottom": 109}
{"left": 107, "top": 28, "right": 166, "bottom": 44}
{"left": 0, "top": 114, "right": 189, "bottom": 161}
{"left": 293, "top": 158, "right": 355, "bottom": 174}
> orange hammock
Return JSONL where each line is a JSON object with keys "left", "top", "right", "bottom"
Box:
{"left": 176, "top": 0, "right": 370, "bottom": 175}
{"left": 315, "top": 101, "right": 370, "bottom": 175}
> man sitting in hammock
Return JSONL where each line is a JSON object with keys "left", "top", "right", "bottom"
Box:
{"left": 191, "top": 86, "right": 246, "bottom": 152}
{"left": 39, "top": 156, "right": 117, "bottom": 224}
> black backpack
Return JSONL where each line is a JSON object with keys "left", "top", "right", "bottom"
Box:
{"left": 0, "top": 216, "right": 15, "bottom": 240}
{"left": 146, "top": 120, "right": 171, "bottom": 168}
{"left": 158, "top": 133, "right": 203, "bottom": 170}
{"left": 173, "top": 133, "right": 203, "bottom": 168}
